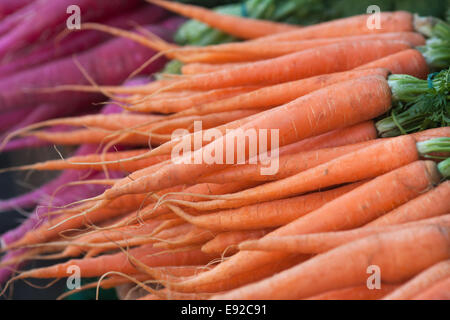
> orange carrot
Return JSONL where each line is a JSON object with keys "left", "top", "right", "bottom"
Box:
{"left": 172, "top": 68, "right": 390, "bottom": 118}
{"left": 201, "top": 229, "right": 273, "bottom": 256}
{"left": 148, "top": 0, "right": 297, "bottom": 39}
{"left": 115, "top": 181, "right": 258, "bottom": 229}
{"left": 59, "top": 220, "right": 165, "bottom": 257}
{"left": 130, "top": 86, "right": 260, "bottom": 113}
{"left": 28, "top": 128, "right": 151, "bottom": 146}
{"left": 357, "top": 49, "right": 429, "bottom": 79}
{"left": 27, "top": 109, "right": 260, "bottom": 147}
{"left": 154, "top": 227, "right": 215, "bottom": 250}
{"left": 168, "top": 135, "right": 423, "bottom": 211}
{"left": 239, "top": 215, "right": 450, "bottom": 253}
{"left": 168, "top": 182, "right": 362, "bottom": 232}
{"left": 8, "top": 246, "right": 215, "bottom": 280}
{"left": 181, "top": 62, "right": 245, "bottom": 75}
{"left": 2, "top": 150, "right": 169, "bottom": 173}
{"left": 383, "top": 260, "right": 450, "bottom": 300}
{"left": 198, "top": 140, "right": 377, "bottom": 184}
{"left": 256, "top": 11, "right": 414, "bottom": 42}
{"left": 411, "top": 277, "right": 450, "bottom": 300}
{"left": 211, "top": 225, "right": 450, "bottom": 299}
{"left": 165, "top": 160, "right": 441, "bottom": 293}
{"left": 6, "top": 189, "right": 179, "bottom": 249}
{"left": 157, "top": 41, "right": 410, "bottom": 91}
{"left": 366, "top": 181, "right": 450, "bottom": 227}
{"left": 305, "top": 284, "right": 399, "bottom": 300}
{"left": 176, "top": 32, "right": 425, "bottom": 64}
{"left": 80, "top": 223, "right": 196, "bottom": 258}
{"left": 97, "top": 76, "right": 393, "bottom": 204}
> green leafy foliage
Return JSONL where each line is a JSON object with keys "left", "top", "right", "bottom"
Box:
{"left": 174, "top": 0, "right": 325, "bottom": 46}
{"left": 377, "top": 69, "right": 450, "bottom": 137}
{"left": 174, "top": 0, "right": 449, "bottom": 47}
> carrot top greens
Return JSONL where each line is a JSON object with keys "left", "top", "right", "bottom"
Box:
{"left": 376, "top": 68, "right": 450, "bottom": 137}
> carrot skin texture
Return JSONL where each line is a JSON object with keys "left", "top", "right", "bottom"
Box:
{"left": 165, "top": 41, "right": 410, "bottom": 91}
{"left": 366, "top": 181, "right": 450, "bottom": 227}
{"left": 103, "top": 76, "right": 392, "bottom": 201}
{"left": 212, "top": 225, "right": 450, "bottom": 300}
{"left": 179, "top": 32, "right": 425, "bottom": 65}
{"left": 411, "top": 277, "right": 450, "bottom": 300}
{"left": 176, "top": 68, "right": 390, "bottom": 118}
{"left": 383, "top": 260, "right": 450, "bottom": 300}
{"left": 20, "top": 246, "right": 215, "bottom": 279}
{"left": 305, "top": 284, "right": 399, "bottom": 300}
{"left": 256, "top": 11, "right": 414, "bottom": 42}
{"left": 148, "top": 0, "right": 297, "bottom": 39}
{"left": 167, "top": 161, "right": 441, "bottom": 293}
{"left": 239, "top": 215, "right": 450, "bottom": 253}
{"left": 357, "top": 49, "right": 429, "bottom": 79}
{"left": 199, "top": 141, "right": 377, "bottom": 184}
{"left": 201, "top": 230, "right": 272, "bottom": 255}
{"left": 183, "top": 135, "right": 421, "bottom": 211}
{"left": 178, "top": 182, "right": 363, "bottom": 232}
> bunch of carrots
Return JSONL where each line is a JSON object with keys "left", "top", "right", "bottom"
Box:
{"left": 0, "top": 0, "right": 449, "bottom": 300}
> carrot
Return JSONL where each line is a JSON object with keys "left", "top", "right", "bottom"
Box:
{"left": 366, "top": 181, "right": 450, "bottom": 227}
{"left": 211, "top": 225, "right": 450, "bottom": 300}
{"left": 165, "top": 160, "right": 441, "bottom": 293}
{"left": 305, "top": 284, "right": 399, "bottom": 300}
{"left": 411, "top": 127, "right": 450, "bottom": 141}
{"left": 255, "top": 11, "right": 414, "bottom": 43}
{"left": 172, "top": 69, "right": 391, "bottom": 118}
{"left": 138, "top": 289, "right": 213, "bottom": 301}
{"left": 168, "top": 182, "right": 363, "bottom": 232}
{"left": 198, "top": 140, "right": 377, "bottom": 184}
{"left": 25, "top": 109, "right": 260, "bottom": 147}
{"left": 154, "top": 227, "right": 215, "bottom": 250}
{"left": 383, "top": 260, "right": 450, "bottom": 300}
{"left": 411, "top": 277, "right": 450, "bottom": 300}
{"left": 81, "top": 104, "right": 379, "bottom": 172}
{"left": 357, "top": 49, "right": 429, "bottom": 79}
{"left": 130, "top": 86, "right": 261, "bottom": 113}
{"left": 182, "top": 62, "right": 246, "bottom": 75}
{"left": 3, "top": 246, "right": 214, "bottom": 281}
{"left": 168, "top": 135, "right": 424, "bottom": 211}
{"left": 176, "top": 32, "right": 425, "bottom": 64}
{"left": 57, "top": 273, "right": 155, "bottom": 300}
{"left": 79, "top": 223, "right": 197, "bottom": 258}
{"left": 201, "top": 229, "right": 273, "bottom": 256}
{"left": 239, "top": 215, "right": 450, "bottom": 253}
{"left": 2, "top": 150, "right": 170, "bottom": 173}
{"left": 93, "top": 76, "right": 393, "bottom": 204}
{"left": 59, "top": 220, "right": 165, "bottom": 257}
{"left": 156, "top": 41, "right": 410, "bottom": 91}
{"left": 27, "top": 128, "right": 151, "bottom": 147}
{"left": 4, "top": 113, "right": 162, "bottom": 137}
{"left": 147, "top": 0, "right": 298, "bottom": 39}
{"left": 5, "top": 190, "right": 170, "bottom": 249}
{"left": 115, "top": 181, "right": 258, "bottom": 228}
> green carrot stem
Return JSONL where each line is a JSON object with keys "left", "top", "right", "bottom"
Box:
{"left": 417, "top": 138, "right": 450, "bottom": 156}
{"left": 418, "top": 39, "right": 450, "bottom": 70}
{"left": 438, "top": 158, "right": 450, "bottom": 179}
{"left": 388, "top": 75, "right": 431, "bottom": 102}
